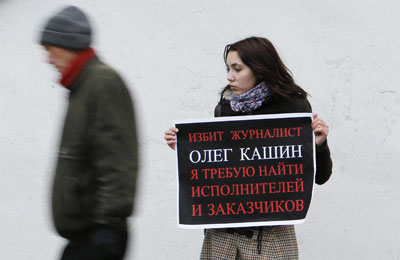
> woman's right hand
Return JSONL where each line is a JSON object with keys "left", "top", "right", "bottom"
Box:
{"left": 164, "top": 127, "right": 179, "bottom": 150}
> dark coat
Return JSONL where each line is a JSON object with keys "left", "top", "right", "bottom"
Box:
{"left": 214, "top": 89, "right": 332, "bottom": 185}
{"left": 52, "top": 56, "right": 138, "bottom": 238}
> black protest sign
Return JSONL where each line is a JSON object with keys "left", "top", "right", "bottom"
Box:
{"left": 175, "top": 113, "right": 315, "bottom": 229}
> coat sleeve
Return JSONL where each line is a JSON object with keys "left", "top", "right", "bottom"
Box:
{"left": 89, "top": 72, "right": 138, "bottom": 230}
{"left": 315, "top": 140, "right": 333, "bottom": 185}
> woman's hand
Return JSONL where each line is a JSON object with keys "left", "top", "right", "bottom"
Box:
{"left": 164, "top": 127, "right": 179, "bottom": 150}
{"left": 312, "top": 114, "right": 329, "bottom": 146}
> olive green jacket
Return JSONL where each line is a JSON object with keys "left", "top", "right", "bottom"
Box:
{"left": 52, "top": 56, "right": 138, "bottom": 238}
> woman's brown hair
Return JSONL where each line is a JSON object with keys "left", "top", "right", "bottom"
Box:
{"left": 224, "top": 36, "right": 307, "bottom": 99}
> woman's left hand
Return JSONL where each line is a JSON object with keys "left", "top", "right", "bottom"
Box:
{"left": 312, "top": 114, "right": 329, "bottom": 146}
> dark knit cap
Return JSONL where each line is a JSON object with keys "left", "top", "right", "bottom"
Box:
{"left": 40, "top": 6, "right": 91, "bottom": 50}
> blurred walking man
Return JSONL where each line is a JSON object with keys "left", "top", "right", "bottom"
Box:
{"left": 39, "top": 6, "right": 138, "bottom": 260}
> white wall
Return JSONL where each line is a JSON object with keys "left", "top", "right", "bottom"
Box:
{"left": 1, "top": 0, "right": 399, "bottom": 259}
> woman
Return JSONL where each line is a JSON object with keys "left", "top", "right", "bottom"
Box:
{"left": 164, "top": 36, "right": 332, "bottom": 260}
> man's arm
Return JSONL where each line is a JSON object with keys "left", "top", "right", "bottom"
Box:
{"left": 89, "top": 72, "right": 138, "bottom": 230}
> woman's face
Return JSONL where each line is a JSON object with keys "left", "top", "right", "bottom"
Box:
{"left": 226, "top": 50, "right": 257, "bottom": 95}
